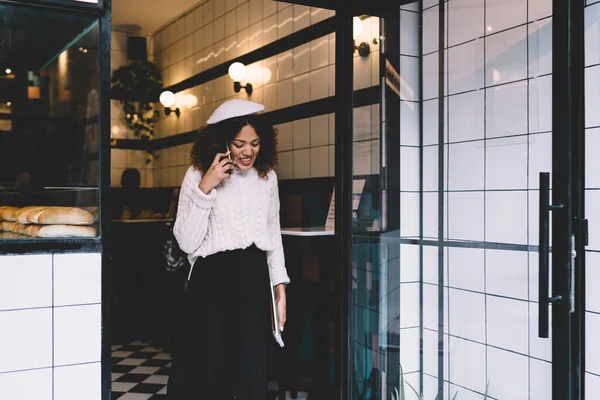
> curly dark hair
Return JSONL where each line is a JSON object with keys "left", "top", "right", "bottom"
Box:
{"left": 190, "top": 114, "right": 278, "bottom": 179}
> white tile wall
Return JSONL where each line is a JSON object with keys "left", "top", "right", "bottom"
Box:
{"left": 0, "top": 255, "right": 52, "bottom": 311}
{"left": 0, "top": 253, "right": 103, "bottom": 398}
{"left": 0, "top": 368, "right": 53, "bottom": 400}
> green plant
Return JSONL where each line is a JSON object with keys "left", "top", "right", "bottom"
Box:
{"left": 110, "top": 60, "right": 163, "bottom": 140}
{"left": 391, "top": 364, "right": 490, "bottom": 400}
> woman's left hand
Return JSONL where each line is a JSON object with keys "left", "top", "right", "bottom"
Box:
{"left": 275, "top": 284, "right": 287, "bottom": 332}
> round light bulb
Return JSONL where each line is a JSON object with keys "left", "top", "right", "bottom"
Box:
{"left": 183, "top": 93, "right": 198, "bottom": 109}
{"left": 228, "top": 62, "right": 247, "bottom": 82}
{"left": 353, "top": 17, "right": 362, "bottom": 39}
{"left": 5, "top": 68, "right": 11, "bottom": 74}
{"left": 159, "top": 91, "right": 176, "bottom": 108}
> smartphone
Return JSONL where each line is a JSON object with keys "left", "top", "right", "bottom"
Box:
{"left": 220, "top": 143, "right": 234, "bottom": 174}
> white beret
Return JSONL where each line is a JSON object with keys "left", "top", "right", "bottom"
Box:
{"left": 206, "top": 99, "right": 265, "bottom": 125}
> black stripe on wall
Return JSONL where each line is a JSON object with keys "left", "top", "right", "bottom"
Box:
{"left": 111, "top": 86, "right": 379, "bottom": 151}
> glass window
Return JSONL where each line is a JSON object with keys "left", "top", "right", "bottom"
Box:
{"left": 0, "top": 4, "right": 100, "bottom": 240}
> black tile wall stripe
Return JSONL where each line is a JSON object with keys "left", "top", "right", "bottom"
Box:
{"left": 160, "top": 16, "right": 337, "bottom": 95}
{"left": 111, "top": 86, "right": 379, "bottom": 151}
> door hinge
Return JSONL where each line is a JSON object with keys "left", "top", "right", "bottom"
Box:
{"left": 583, "top": 218, "right": 589, "bottom": 247}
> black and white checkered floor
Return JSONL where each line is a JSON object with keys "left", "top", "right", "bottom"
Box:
{"left": 111, "top": 341, "right": 170, "bottom": 399}
{"left": 111, "top": 340, "right": 309, "bottom": 400}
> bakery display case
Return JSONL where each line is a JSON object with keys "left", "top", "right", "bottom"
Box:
{"left": 0, "top": 2, "right": 105, "bottom": 241}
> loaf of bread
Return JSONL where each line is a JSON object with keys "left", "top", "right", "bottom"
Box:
{"left": 0, "top": 232, "right": 28, "bottom": 239}
{"left": 16, "top": 206, "right": 47, "bottom": 224}
{"left": 1, "top": 221, "right": 15, "bottom": 232}
{"left": 0, "top": 206, "right": 20, "bottom": 222}
{"left": 34, "top": 225, "right": 96, "bottom": 238}
{"left": 36, "top": 207, "right": 94, "bottom": 225}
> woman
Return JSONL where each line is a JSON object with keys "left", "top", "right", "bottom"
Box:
{"left": 169, "top": 99, "right": 290, "bottom": 400}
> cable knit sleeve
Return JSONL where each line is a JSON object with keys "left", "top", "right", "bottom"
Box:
{"left": 266, "top": 171, "right": 290, "bottom": 286}
{"left": 173, "top": 166, "right": 217, "bottom": 255}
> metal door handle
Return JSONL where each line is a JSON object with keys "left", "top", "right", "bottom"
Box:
{"left": 539, "top": 172, "right": 563, "bottom": 338}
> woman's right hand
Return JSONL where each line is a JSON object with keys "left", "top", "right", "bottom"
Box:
{"left": 198, "top": 152, "right": 235, "bottom": 194}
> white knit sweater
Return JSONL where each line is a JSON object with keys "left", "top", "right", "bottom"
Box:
{"left": 174, "top": 165, "right": 290, "bottom": 286}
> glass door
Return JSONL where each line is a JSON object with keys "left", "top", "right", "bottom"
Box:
{"left": 341, "top": 0, "right": 583, "bottom": 399}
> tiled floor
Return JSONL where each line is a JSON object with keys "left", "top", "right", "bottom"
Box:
{"left": 111, "top": 340, "right": 309, "bottom": 400}
{"left": 111, "top": 340, "right": 170, "bottom": 399}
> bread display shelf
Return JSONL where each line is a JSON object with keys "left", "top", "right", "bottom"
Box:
{"left": 0, "top": 206, "right": 97, "bottom": 238}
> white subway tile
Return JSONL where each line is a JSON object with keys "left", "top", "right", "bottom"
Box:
{"left": 249, "top": 21, "right": 263, "bottom": 52}
{"left": 310, "top": 7, "right": 328, "bottom": 24}
{"left": 448, "top": 336, "right": 487, "bottom": 393}
{"left": 401, "top": 192, "right": 421, "bottom": 237}
{"left": 485, "top": 190, "right": 528, "bottom": 244}
{"left": 293, "top": 42, "right": 310, "bottom": 75}
{"left": 448, "top": 0, "right": 484, "bottom": 46}
{"left": 277, "top": 151, "right": 293, "bottom": 180}
{"left": 422, "top": 52, "right": 439, "bottom": 100}
{"left": 422, "top": 6, "right": 439, "bottom": 54}
{"left": 353, "top": 141, "right": 371, "bottom": 176}
{"left": 0, "top": 255, "right": 52, "bottom": 311}
{"left": 193, "top": 4, "right": 204, "bottom": 29}
{"left": 487, "top": 347, "right": 529, "bottom": 399}
{"left": 449, "top": 289, "right": 486, "bottom": 342}
{"left": 237, "top": 28, "right": 249, "bottom": 56}
{"left": 487, "top": 0, "right": 526, "bottom": 34}
{"left": 328, "top": 64, "right": 335, "bottom": 96}
{"left": 277, "top": 6, "right": 293, "bottom": 39}
{"left": 277, "top": 79, "right": 293, "bottom": 109}
{"left": 226, "top": 10, "right": 237, "bottom": 37}
{"left": 293, "top": 5, "right": 310, "bottom": 32}
{"left": 262, "top": 83, "right": 277, "bottom": 112}
{"left": 204, "top": 0, "right": 215, "bottom": 25}
{"left": 353, "top": 56, "right": 371, "bottom": 90}
{"left": 485, "top": 26, "right": 528, "bottom": 86}
{"left": 448, "top": 39, "right": 484, "bottom": 94}
{"left": 328, "top": 145, "right": 335, "bottom": 176}
{"left": 486, "top": 250, "right": 528, "bottom": 300}
{"left": 237, "top": 3, "right": 249, "bottom": 31}
{"left": 400, "top": 11, "right": 419, "bottom": 57}
{"left": 486, "top": 80, "right": 528, "bottom": 137}
{"left": 448, "top": 90, "right": 484, "bottom": 143}
{"left": 293, "top": 149, "right": 310, "bottom": 178}
{"left": 528, "top": 18, "right": 552, "bottom": 77}
{"left": 309, "top": 67, "right": 329, "bottom": 101}
{"left": 0, "top": 368, "right": 52, "bottom": 400}
{"left": 263, "top": 14, "right": 278, "bottom": 45}
{"left": 263, "top": 0, "right": 277, "bottom": 18}
{"left": 353, "top": 106, "right": 371, "bottom": 141}
{"left": 54, "top": 253, "right": 101, "bottom": 306}
{"left": 400, "top": 283, "right": 420, "bottom": 328}
{"left": 529, "top": 0, "right": 552, "bottom": 21}
{"left": 400, "top": 147, "right": 420, "bottom": 191}
{"left": 588, "top": 5, "right": 600, "bottom": 66}
{"left": 278, "top": 50, "right": 293, "bottom": 81}
{"left": 400, "top": 55, "right": 419, "bottom": 101}
{"left": 399, "top": 327, "right": 420, "bottom": 373}
{"left": 530, "top": 359, "right": 552, "bottom": 400}
{"left": 185, "top": 13, "right": 195, "bottom": 36}
{"left": 214, "top": 0, "right": 225, "bottom": 18}
{"left": 448, "top": 141, "right": 484, "bottom": 190}
{"left": 486, "top": 136, "right": 528, "bottom": 190}
{"left": 448, "top": 191, "right": 484, "bottom": 241}
{"left": 293, "top": 118, "right": 310, "bottom": 149}
{"left": 590, "top": 314, "right": 600, "bottom": 372}
{"left": 277, "top": 122, "right": 293, "bottom": 151}
{"left": 328, "top": 32, "right": 335, "bottom": 65}
{"left": 249, "top": 0, "right": 262, "bottom": 25}
{"left": 310, "top": 146, "right": 329, "bottom": 178}
{"left": 488, "top": 296, "right": 529, "bottom": 353}
{"left": 400, "top": 101, "right": 419, "bottom": 146}
{"left": 310, "top": 115, "right": 328, "bottom": 147}
{"left": 54, "top": 363, "right": 101, "bottom": 400}
{"left": 292, "top": 74, "right": 310, "bottom": 105}
{"left": 587, "top": 128, "right": 600, "bottom": 189}
{"left": 448, "top": 247, "right": 484, "bottom": 292}
{"left": 329, "top": 113, "right": 335, "bottom": 144}
{"left": 310, "top": 37, "right": 328, "bottom": 70}
{"left": 226, "top": 0, "right": 237, "bottom": 13}
{"left": 54, "top": 305, "right": 101, "bottom": 366}
{"left": 0, "top": 309, "right": 52, "bottom": 373}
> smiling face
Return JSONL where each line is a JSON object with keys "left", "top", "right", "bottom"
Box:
{"left": 229, "top": 124, "right": 261, "bottom": 171}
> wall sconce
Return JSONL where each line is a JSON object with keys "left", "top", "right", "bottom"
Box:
{"left": 159, "top": 90, "right": 180, "bottom": 117}
{"left": 353, "top": 16, "right": 375, "bottom": 57}
{"left": 228, "top": 62, "right": 253, "bottom": 95}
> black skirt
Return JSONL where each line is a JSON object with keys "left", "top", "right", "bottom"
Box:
{"left": 167, "top": 245, "right": 271, "bottom": 400}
